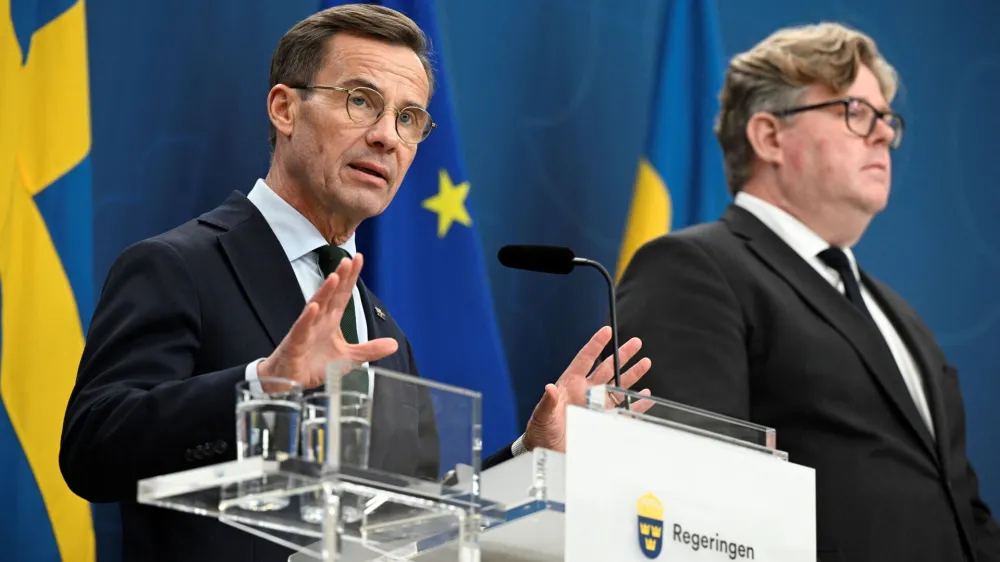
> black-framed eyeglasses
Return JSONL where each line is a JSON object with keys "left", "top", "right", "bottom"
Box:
{"left": 288, "top": 84, "right": 436, "bottom": 144}
{"left": 772, "top": 97, "right": 905, "bottom": 150}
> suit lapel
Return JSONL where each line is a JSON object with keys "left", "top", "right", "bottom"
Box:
{"left": 357, "top": 279, "right": 408, "bottom": 472}
{"left": 723, "top": 206, "right": 939, "bottom": 462}
{"left": 202, "top": 191, "right": 305, "bottom": 348}
{"left": 357, "top": 278, "right": 404, "bottom": 373}
{"left": 862, "top": 276, "right": 950, "bottom": 470}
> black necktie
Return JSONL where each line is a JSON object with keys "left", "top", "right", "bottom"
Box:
{"left": 314, "top": 245, "right": 368, "bottom": 394}
{"left": 817, "top": 247, "right": 874, "bottom": 323}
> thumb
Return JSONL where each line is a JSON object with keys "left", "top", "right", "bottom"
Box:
{"left": 349, "top": 337, "right": 399, "bottom": 364}
{"left": 524, "top": 384, "right": 561, "bottom": 451}
{"left": 532, "top": 384, "right": 561, "bottom": 421}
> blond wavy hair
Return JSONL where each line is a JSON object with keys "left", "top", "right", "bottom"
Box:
{"left": 715, "top": 22, "right": 899, "bottom": 194}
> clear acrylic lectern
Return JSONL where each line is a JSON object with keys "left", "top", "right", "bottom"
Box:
{"left": 137, "top": 365, "right": 807, "bottom": 561}
{"left": 138, "top": 360, "right": 505, "bottom": 561}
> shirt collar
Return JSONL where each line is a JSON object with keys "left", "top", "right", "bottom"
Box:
{"left": 734, "top": 191, "right": 860, "bottom": 280}
{"left": 246, "top": 178, "right": 356, "bottom": 262}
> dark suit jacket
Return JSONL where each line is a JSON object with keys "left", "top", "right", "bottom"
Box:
{"left": 60, "top": 192, "right": 501, "bottom": 562}
{"left": 613, "top": 205, "right": 1000, "bottom": 562}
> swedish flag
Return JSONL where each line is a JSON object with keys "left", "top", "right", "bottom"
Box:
{"left": 321, "top": 0, "right": 519, "bottom": 458}
{"left": 616, "top": 0, "right": 729, "bottom": 280}
{"left": 1, "top": 0, "right": 96, "bottom": 560}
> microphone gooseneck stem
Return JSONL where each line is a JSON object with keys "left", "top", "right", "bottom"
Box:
{"left": 574, "top": 257, "right": 627, "bottom": 409}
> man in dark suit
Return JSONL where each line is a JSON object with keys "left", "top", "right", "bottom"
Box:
{"left": 59, "top": 5, "right": 651, "bottom": 562}
{"left": 613, "top": 22, "right": 1000, "bottom": 562}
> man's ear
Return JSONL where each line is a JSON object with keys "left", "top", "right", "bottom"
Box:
{"left": 746, "top": 112, "right": 786, "bottom": 166}
{"left": 268, "top": 84, "right": 296, "bottom": 142}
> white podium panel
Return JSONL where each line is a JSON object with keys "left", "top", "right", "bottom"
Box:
{"left": 565, "top": 405, "right": 815, "bottom": 561}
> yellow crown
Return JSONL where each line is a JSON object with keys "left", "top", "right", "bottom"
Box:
{"left": 637, "top": 493, "right": 664, "bottom": 519}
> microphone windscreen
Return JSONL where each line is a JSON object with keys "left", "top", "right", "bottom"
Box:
{"left": 497, "top": 245, "right": 576, "bottom": 274}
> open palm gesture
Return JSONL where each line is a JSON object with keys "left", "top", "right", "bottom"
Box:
{"left": 258, "top": 253, "right": 398, "bottom": 389}
{"left": 523, "top": 326, "right": 654, "bottom": 453}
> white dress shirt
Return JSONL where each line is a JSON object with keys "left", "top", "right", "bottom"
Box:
{"left": 244, "top": 178, "right": 372, "bottom": 392}
{"left": 734, "top": 192, "right": 935, "bottom": 437}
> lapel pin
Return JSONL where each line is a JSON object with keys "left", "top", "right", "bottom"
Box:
{"left": 374, "top": 306, "right": 386, "bottom": 320}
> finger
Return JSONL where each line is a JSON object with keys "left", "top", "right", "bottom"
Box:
{"left": 630, "top": 389, "right": 656, "bottom": 415}
{"left": 314, "top": 273, "right": 352, "bottom": 321}
{"left": 606, "top": 388, "right": 653, "bottom": 410}
{"left": 313, "top": 256, "right": 353, "bottom": 317}
{"left": 310, "top": 272, "right": 340, "bottom": 312}
{"left": 347, "top": 337, "right": 399, "bottom": 363}
{"left": 589, "top": 337, "right": 643, "bottom": 386}
{"left": 284, "top": 301, "right": 320, "bottom": 354}
{"left": 330, "top": 253, "right": 363, "bottom": 313}
{"left": 604, "top": 357, "right": 650, "bottom": 406}
{"left": 561, "top": 326, "right": 613, "bottom": 382}
{"left": 618, "top": 356, "right": 652, "bottom": 390}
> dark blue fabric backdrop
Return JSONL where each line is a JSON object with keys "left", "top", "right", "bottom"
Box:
{"left": 82, "top": 2, "right": 1000, "bottom": 559}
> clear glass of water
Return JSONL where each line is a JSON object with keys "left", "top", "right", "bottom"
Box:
{"left": 235, "top": 377, "right": 303, "bottom": 511}
{"left": 300, "top": 390, "right": 372, "bottom": 524}
{"left": 340, "top": 391, "right": 372, "bottom": 470}
{"left": 300, "top": 394, "right": 329, "bottom": 465}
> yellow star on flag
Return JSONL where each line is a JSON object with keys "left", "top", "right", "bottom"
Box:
{"left": 422, "top": 169, "right": 473, "bottom": 238}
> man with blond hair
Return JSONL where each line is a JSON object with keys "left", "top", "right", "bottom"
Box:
{"left": 613, "top": 22, "right": 1000, "bottom": 561}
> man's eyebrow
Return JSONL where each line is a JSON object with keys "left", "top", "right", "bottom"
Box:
{"left": 339, "top": 76, "right": 379, "bottom": 91}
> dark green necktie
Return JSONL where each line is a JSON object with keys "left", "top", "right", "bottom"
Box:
{"left": 315, "top": 245, "right": 369, "bottom": 394}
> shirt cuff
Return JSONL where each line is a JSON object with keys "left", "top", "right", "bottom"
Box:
{"left": 511, "top": 433, "right": 527, "bottom": 457}
{"left": 244, "top": 358, "right": 265, "bottom": 394}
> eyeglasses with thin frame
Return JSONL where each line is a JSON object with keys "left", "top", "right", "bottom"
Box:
{"left": 288, "top": 84, "right": 436, "bottom": 144}
{"left": 772, "top": 97, "right": 905, "bottom": 150}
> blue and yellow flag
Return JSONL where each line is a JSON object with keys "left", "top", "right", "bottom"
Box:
{"left": 616, "top": 0, "right": 729, "bottom": 280}
{"left": 1, "top": 0, "right": 96, "bottom": 560}
{"left": 322, "top": 0, "right": 519, "bottom": 458}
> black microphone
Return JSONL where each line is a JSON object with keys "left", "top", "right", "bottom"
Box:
{"left": 497, "top": 245, "right": 576, "bottom": 275}
{"left": 498, "top": 245, "right": 626, "bottom": 400}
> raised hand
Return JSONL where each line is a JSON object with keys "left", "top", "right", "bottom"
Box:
{"left": 522, "top": 326, "right": 654, "bottom": 453}
{"left": 257, "top": 253, "right": 398, "bottom": 389}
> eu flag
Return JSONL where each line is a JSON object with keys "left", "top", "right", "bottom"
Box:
{"left": 616, "top": 0, "right": 729, "bottom": 279}
{"left": 2, "top": 0, "right": 98, "bottom": 559}
{"left": 321, "top": 0, "right": 519, "bottom": 457}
